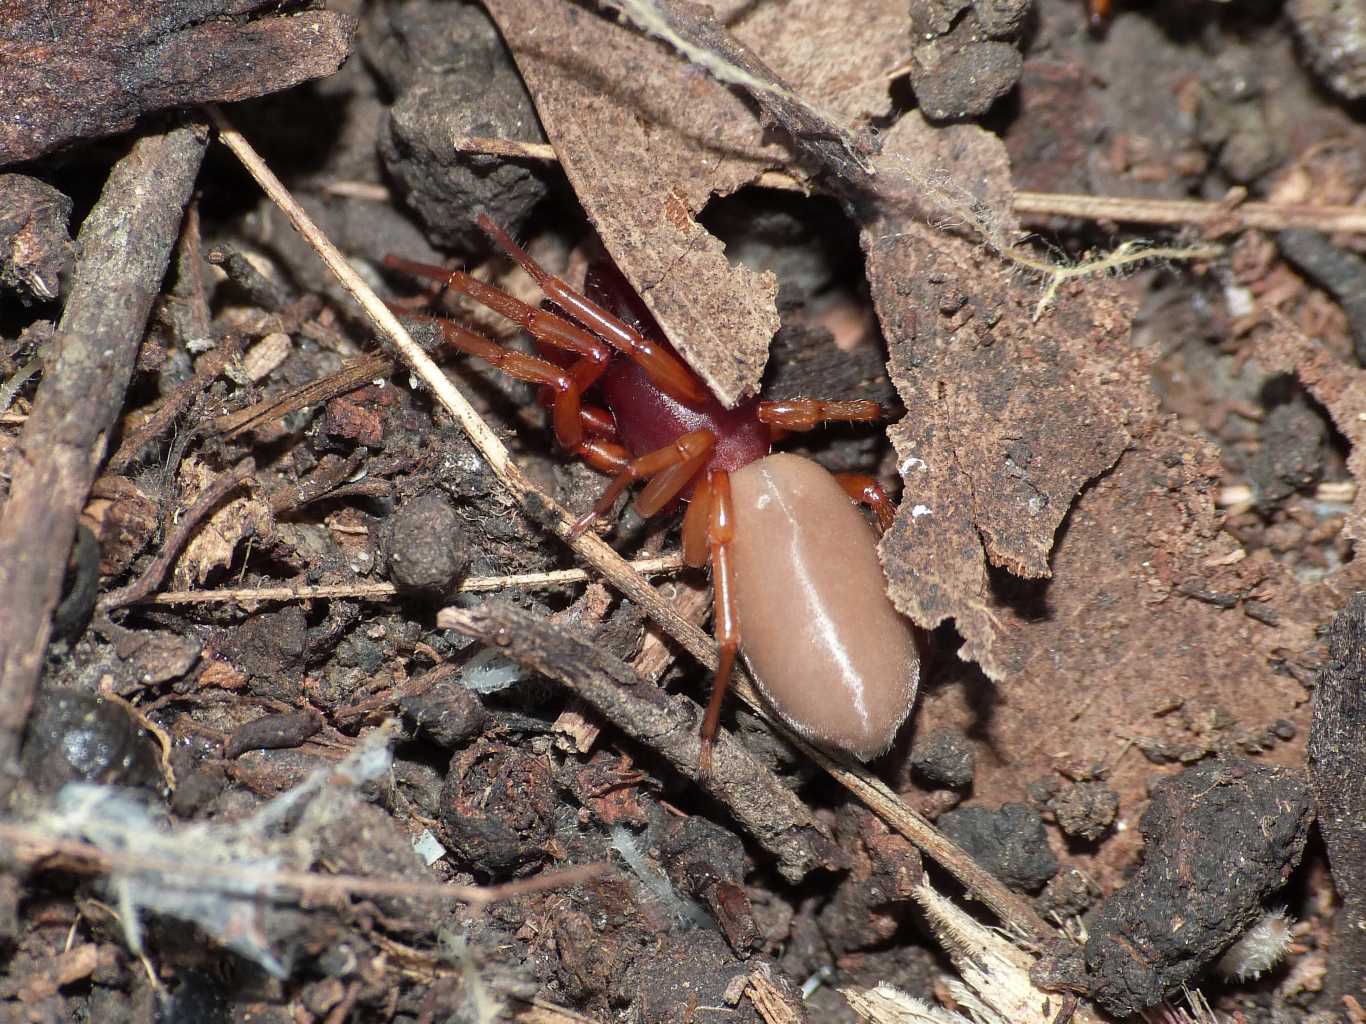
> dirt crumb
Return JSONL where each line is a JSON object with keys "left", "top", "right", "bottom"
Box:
{"left": 1084, "top": 758, "right": 1313, "bottom": 1015}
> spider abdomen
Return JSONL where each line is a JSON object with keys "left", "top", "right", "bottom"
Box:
{"left": 729, "top": 453, "right": 922, "bottom": 760}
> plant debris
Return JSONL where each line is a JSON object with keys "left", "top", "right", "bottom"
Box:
{"left": 0, "top": 2, "right": 355, "bottom": 165}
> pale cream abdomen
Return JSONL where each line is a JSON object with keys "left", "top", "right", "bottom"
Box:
{"left": 728, "top": 453, "right": 921, "bottom": 760}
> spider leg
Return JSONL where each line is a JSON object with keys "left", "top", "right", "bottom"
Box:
{"left": 573, "top": 436, "right": 630, "bottom": 475}
{"left": 475, "top": 214, "right": 709, "bottom": 407}
{"left": 756, "top": 399, "right": 884, "bottom": 431}
{"left": 696, "top": 470, "right": 738, "bottom": 781}
{"left": 834, "top": 473, "right": 896, "bottom": 533}
{"left": 567, "top": 429, "right": 715, "bottom": 539}
{"left": 383, "top": 254, "right": 613, "bottom": 384}
{"left": 396, "top": 310, "right": 587, "bottom": 450}
{"left": 680, "top": 473, "right": 713, "bottom": 569}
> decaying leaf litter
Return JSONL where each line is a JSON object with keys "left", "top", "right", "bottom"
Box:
{"left": 1, "top": 0, "right": 1365, "bottom": 1020}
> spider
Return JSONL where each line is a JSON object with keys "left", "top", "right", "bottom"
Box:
{"left": 384, "top": 215, "right": 923, "bottom": 774}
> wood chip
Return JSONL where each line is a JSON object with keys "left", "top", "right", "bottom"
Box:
{"left": 0, "top": 4, "right": 354, "bottom": 164}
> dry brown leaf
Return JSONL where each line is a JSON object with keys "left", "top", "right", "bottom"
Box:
{"left": 723, "top": 0, "right": 910, "bottom": 124}
{"left": 860, "top": 116, "right": 1330, "bottom": 884}
{"left": 483, "top": 0, "right": 783, "bottom": 405}
{"left": 172, "top": 458, "right": 274, "bottom": 588}
{"left": 866, "top": 114, "right": 1143, "bottom": 679}
{"left": 606, "top": 0, "right": 884, "bottom": 186}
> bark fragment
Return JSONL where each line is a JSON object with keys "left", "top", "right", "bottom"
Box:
{"left": 0, "top": 2, "right": 355, "bottom": 165}
{"left": 0, "top": 122, "right": 207, "bottom": 776}
{"left": 1308, "top": 593, "right": 1366, "bottom": 1001}
{"left": 866, "top": 114, "right": 1141, "bottom": 679}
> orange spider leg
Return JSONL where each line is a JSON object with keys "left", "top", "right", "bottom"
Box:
{"left": 571, "top": 401, "right": 617, "bottom": 439}
{"left": 835, "top": 473, "right": 896, "bottom": 533}
{"left": 384, "top": 257, "right": 613, "bottom": 371}
{"left": 400, "top": 311, "right": 587, "bottom": 450}
{"left": 695, "top": 470, "right": 738, "bottom": 780}
{"left": 476, "top": 214, "right": 709, "bottom": 408}
{"left": 573, "top": 436, "right": 631, "bottom": 475}
{"left": 756, "top": 399, "right": 884, "bottom": 432}
{"left": 681, "top": 473, "right": 713, "bottom": 569}
{"left": 567, "top": 428, "right": 716, "bottom": 539}
{"left": 382, "top": 255, "right": 613, "bottom": 378}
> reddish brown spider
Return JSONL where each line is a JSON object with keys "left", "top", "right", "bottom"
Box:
{"left": 384, "top": 215, "right": 923, "bottom": 774}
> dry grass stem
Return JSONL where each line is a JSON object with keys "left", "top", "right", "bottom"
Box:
{"left": 770, "top": 715, "right": 1054, "bottom": 943}
{"left": 143, "top": 555, "right": 686, "bottom": 606}
{"left": 1014, "top": 190, "right": 1366, "bottom": 236}
{"left": 0, "top": 821, "right": 604, "bottom": 909}
{"left": 452, "top": 135, "right": 557, "bottom": 161}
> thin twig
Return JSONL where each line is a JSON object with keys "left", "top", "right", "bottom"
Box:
{"left": 1014, "top": 190, "right": 1366, "bottom": 236}
{"left": 788, "top": 733, "right": 1054, "bottom": 942}
{"left": 100, "top": 457, "right": 256, "bottom": 610}
{"left": 321, "top": 180, "right": 392, "bottom": 202}
{"left": 452, "top": 135, "right": 558, "bottom": 161}
{"left": 210, "top": 350, "right": 393, "bottom": 440}
{"left": 0, "top": 120, "right": 208, "bottom": 774}
{"left": 108, "top": 331, "right": 245, "bottom": 473}
{"left": 0, "top": 821, "right": 605, "bottom": 909}
{"left": 142, "top": 555, "right": 687, "bottom": 605}
{"left": 435, "top": 135, "right": 1366, "bottom": 237}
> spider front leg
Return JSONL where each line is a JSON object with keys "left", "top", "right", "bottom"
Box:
{"left": 567, "top": 428, "right": 716, "bottom": 539}
{"left": 682, "top": 471, "right": 738, "bottom": 780}
{"left": 384, "top": 255, "right": 617, "bottom": 448}
{"left": 476, "top": 214, "right": 709, "bottom": 407}
{"left": 395, "top": 310, "right": 590, "bottom": 450}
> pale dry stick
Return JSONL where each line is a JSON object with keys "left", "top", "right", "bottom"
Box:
{"left": 143, "top": 554, "right": 687, "bottom": 606}
{"left": 1218, "top": 479, "right": 1358, "bottom": 512}
{"left": 450, "top": 137, "right": 807, "bottom": 197}
{"left": 0, "top": 821, "right": 604, "bottom": 909}
{"left": 210, "top": 106, "right": 1056, "bottom": 944}
{"left": 511, "top": 996, "right": 602, "bottom": 1024}
{"left": 203, "top": 104, "right": 716, "bottom": 673}
{"left": 1014, "top": 190, "right": 1366, "bottom": 236}
{"left": 321, "top": 180, "right": 392, "bottom": 202}
{"left": 438, "top": 139, "right": 1366, "bottom": 237}
{"left": 452, "top": 135, "right": 557, "bottom": 161}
